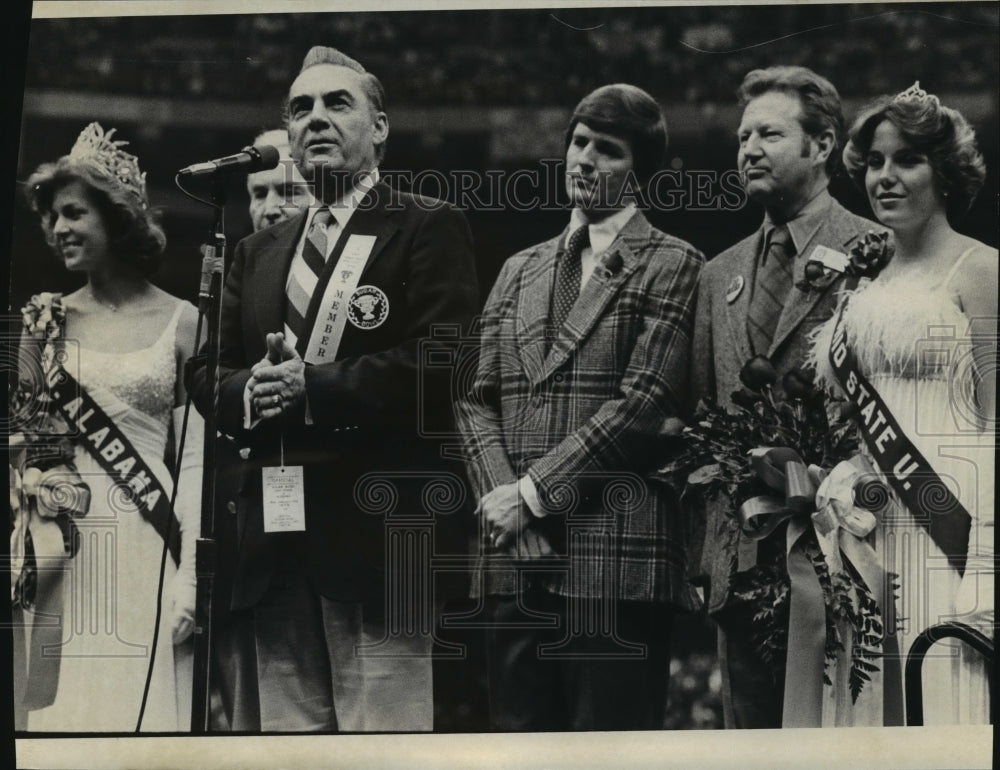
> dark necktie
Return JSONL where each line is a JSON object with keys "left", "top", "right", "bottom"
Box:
{"left": 550, "top": 225, "right": 590, "bottom": 340}
{"left": 747, "top": 224, "right": 795, "bottom": 354}
{"left": 285, "top": 207, "right": 333, "bottom": 345}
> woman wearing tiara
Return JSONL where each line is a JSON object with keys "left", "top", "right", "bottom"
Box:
{"left": 810, "top": 84, "right": 995, "bottom": 724}
{"left": 14, "top": 123, "right": 202, "bottom": 731}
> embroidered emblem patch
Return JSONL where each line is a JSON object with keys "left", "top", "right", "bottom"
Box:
{"left": 725, "top": 275, "right": 744, "bottom": 304}
{"left": 347, "top": 285, "right": 389, "bottom": 329}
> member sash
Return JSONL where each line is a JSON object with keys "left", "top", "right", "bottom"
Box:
{"left": 303, "top": 233, "right": 377, "bottom": 364}
{"left": 47, "top": 366, "right": 182, "bottom": 565}
{"left": 827, "top": 303, "right": 971, "bottom": 574}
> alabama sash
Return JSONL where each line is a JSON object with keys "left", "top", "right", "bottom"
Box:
{"left": 48, "top": 365, "right": 182, "bottom": 565}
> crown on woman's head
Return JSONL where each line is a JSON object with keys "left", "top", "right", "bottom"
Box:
{"left": 892, "top": 81, "right": 940, "bottom": 106}
{"left": 67, "top": 122, "right": 148, "bottom": 208}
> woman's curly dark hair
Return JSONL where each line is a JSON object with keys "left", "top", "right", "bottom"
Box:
{"left": 25, "top": 159, "right": 166, "bottom": 275}
{"left": 843, "top": 94, "right": 986, "bottom": 223}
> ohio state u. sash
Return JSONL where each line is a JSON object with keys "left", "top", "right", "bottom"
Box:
{"left": 828, "top": 303, "right": 971, "bottom": 574}
{"left": 47, "top": 365, "right": 182, "bottom": 565}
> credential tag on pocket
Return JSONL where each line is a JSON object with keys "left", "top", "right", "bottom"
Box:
{"left": 807, "top": 245, "right": 849, "bottom": 273}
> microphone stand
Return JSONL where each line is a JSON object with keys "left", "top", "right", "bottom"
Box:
{"left": 190, "top": 175, "right": 227, "bottom": 733}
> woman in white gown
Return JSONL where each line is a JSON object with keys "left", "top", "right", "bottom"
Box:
{"left": 811, "top": 84, "right": 995, "bottom": 724}
{"left": 15, "top": 123, "right": 202, "bottom": 731}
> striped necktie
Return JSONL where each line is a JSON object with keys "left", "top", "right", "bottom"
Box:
{"left": 285, "top": 207, "right": 334, "bottom": 346}
{"left": 747, "top": 224, "right": 795, "bottom": 354}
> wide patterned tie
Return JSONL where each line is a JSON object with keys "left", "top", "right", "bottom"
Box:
{"left": 285, "top": 207, "right": 334, "bottom": 346}
{"left": 747, "top": 224, "right": 795, "bottom": 354}
{"left": 549, "top": 224, "right": 590, "bottom": 342}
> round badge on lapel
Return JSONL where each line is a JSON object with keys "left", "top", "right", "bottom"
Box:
{"left": 347, "top": 285, "right": 389, "bottom": 329}
{"left": 726, "top": 275, "right": 744, "bottom": 304}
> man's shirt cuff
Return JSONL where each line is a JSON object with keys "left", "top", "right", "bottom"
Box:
{"left": 518, "top": 474, "right": 546, "bottom": 518}
{"left": 243, "top": 382, "right": 260, "bottom": 430}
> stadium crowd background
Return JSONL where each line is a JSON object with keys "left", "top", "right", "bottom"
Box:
{"left": 25, "top": 6, "right": 999, "bottom": 105}
{"left": 6, "top": 3, "right": 999, "bottom": 731}
{"left": 12, "top": 4, "right": 998, "bottom": 310}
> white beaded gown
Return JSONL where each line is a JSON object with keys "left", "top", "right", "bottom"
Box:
{"left": 810, "top": 247, "right": 994, "bottom": 725}
{"left": 25, "top": 300, "right": 194, "bottom": 732}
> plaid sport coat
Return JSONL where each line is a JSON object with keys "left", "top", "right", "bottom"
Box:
{"left": 457, "top": 210, "right": 703, "bottom": 605}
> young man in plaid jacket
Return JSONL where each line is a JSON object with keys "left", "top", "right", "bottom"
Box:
{"left": 457, "top": 84, "right": 703, "bottom": 730}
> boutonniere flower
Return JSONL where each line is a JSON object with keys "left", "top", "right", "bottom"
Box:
{"left": 598, "top": 252, "right": 624, "bottom": 280}
{"left": 796, "top": 231, "right": 893, "bottom": 292}
{"left": 846, "top": 230, "right": 893, "bottom": 278}
{"left": 798, "top": 261, "right": 841, "bottom": 293}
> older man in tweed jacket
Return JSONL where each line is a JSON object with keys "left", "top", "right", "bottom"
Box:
{"left": 689, "top": 66, "right": 877, "bottom": 730}
{"left": 457, "top": 84, "right": 703, "bottom": 731}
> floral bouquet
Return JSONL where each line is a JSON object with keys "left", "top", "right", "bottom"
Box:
{"left": 10, "top": 293, "right": 90, "bottom": 609}
{"left": 656, "top": 356, "right": 893, "bottom": 704}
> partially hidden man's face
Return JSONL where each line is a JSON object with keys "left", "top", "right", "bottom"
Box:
{"left": 247, "top": 160, "right": 312, "bottom": 231}
{"left": 286, "top": 64, "right": 388, "bottom": 185}
{"left": 564, "top": 122, "right": 637, "bottom": 218}
{"left": 737, "top": 90, "right": 827, "bottom": 209}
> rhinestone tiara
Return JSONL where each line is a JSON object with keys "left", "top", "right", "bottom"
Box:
{"left": 892, "top": 81, "right": 940, "bottom": 106}
{"left": 67, "top": 122, "right": 148, "bottom": 208}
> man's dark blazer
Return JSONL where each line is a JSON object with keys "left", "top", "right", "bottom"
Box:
{"left": 187, "top": 181, "right": 478, "bottom": 609}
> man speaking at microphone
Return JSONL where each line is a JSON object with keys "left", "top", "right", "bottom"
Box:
{"left": 187, "top": 46, "right": 477, "bottom": 732}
